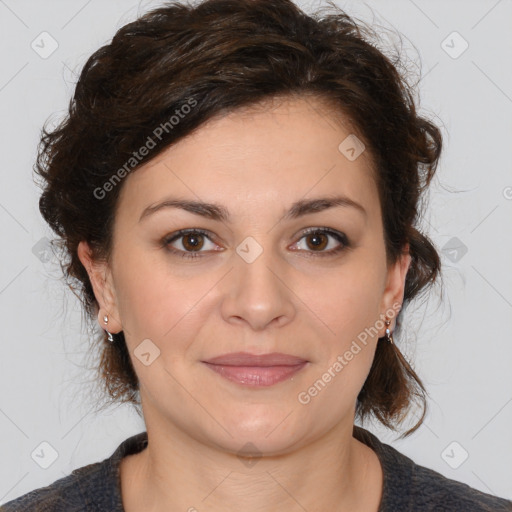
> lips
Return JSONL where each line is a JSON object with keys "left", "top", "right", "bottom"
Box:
{"left": 203, "top": 352, "right": 308, "bottom": 366}
{"left": 201, "top": 352, "right": 309, "bottom": 387}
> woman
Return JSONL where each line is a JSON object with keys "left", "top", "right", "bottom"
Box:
{"left": 3, "top": 0, "right": 511, "bottom": 510}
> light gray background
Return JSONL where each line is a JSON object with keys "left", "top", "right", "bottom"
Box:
{"left": 1, "top": 0, "right": 511, "bottom": 505}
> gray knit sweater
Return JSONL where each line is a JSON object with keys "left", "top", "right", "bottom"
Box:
{"left": 2, "top": 426, "right": 511, "bottom": 511}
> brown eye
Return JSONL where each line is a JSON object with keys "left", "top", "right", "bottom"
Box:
{"left": 292, "top": 228, "right": 349, "bottom": 257}
{"left": 163, "top": 228, "right": 219, "bottom": 259}
{"left": 305, "top": 232, "right": 328, "bottom": 251}
{"left": 182, "top": 232, "right": 205, "bottom": 251}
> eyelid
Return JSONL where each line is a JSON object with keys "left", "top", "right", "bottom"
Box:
{"left": 163, "top": 228, "right": 221, "bottom": 251}
{"left": 162, "top": 227, "right": 350, "bottom": 258}
{"left": 290, "top": 227, "right": 349, "bottom": 254}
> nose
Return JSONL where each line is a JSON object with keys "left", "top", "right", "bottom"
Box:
{"left": 220, "top": 242, "right": 296, "bottom": 331}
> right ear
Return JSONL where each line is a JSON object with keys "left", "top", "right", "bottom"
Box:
{"left": 77, "top": 240, "right": 123, "bottom": 334}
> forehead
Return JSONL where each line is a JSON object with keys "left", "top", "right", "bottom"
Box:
{"left": 116, "top": 95, "right": 379, "bottom": 224}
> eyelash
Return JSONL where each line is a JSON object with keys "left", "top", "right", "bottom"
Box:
{"left": 162, "top": 228, "right": 350, "bottom": 260}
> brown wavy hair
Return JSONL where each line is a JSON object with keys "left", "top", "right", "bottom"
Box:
{"left": 35, "top": 0, "right": 442, "bottom": 437}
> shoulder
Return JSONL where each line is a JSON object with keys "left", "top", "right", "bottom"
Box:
{"left": 353, "top": 425, "right": 512, "bottom": 512}
{"left": 0, "top": 462, "right": 105, "bottom": 512}
{"left": 410, "top": 460, "right": 512, "bottom": 511}
{"left": 1, "top": 432, "right": 148, "bottom": 512}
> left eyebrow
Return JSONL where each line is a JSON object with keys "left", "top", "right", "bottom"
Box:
{"left": 283, "top": 196, "right": 367, "bottom": 220}
{"left": 138, "top": 195, "right": 367, "bottom": 223}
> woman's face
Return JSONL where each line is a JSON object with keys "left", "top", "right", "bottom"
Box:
{"left": 79, "top": 95, "right": 410, "bottom": 455}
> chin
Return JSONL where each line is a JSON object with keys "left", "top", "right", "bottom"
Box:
{"left": 211, "top": 411, "right": 306, "bottom": 454}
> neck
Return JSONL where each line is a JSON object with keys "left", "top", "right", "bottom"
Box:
{"left": 120, "top": 416, "right": 383, "bottom": 512}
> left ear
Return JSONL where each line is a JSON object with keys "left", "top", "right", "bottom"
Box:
{"left": 379, "top": 243, "right": 411, "bottom": 331}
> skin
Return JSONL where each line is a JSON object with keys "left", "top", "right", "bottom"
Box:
{"left": 78, "top": 95, "right": 411, "bottom": 512}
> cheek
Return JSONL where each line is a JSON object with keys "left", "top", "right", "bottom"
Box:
{"left": 300, "top": 259, "right": 384, "bottom": 342}
{"left": 112, "top": 247, "right": 193, "bottom": 338}
{"left": 113, "top": 248, "right": 224, "bottom": 359}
